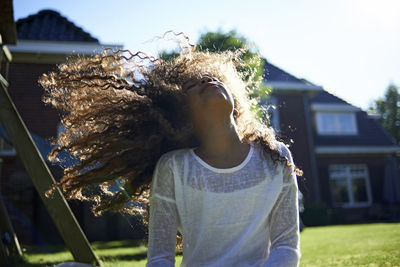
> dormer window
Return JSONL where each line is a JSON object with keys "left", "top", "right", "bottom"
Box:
{"left": 316, "top": 112, "right": 358, "bottom": 135}
{"left": 311, "top": 103, "right": 360, "bottom": 136}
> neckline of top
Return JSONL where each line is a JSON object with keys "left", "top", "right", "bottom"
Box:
{"left": 189, "top": 144, "right": 254, "bottom": 174}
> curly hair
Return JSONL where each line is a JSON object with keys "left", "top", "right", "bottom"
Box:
{"left": 39, "top": 39, "right": 302, "bottom": 223}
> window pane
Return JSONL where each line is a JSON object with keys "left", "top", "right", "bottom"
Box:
{"left": 330, "top": 166, "right": 346, "bottom": 177}
{"left": 331, "top": 178, "right": 349, "bottom": 204}
{"left": 317, "top": 112, "right": 357, "bottom": 135}
{"left": 350, "top": 166, "right": 366, "bottom": 176}
{"left": 338, "top": 113, "right": 355, "bottom": 133}
{"left": 352, "top": 177, "right": 368, "bottom": 202}
{"left": 320, "top": 113, "right": 336, "bottom": 133}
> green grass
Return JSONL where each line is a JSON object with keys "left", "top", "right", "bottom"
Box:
{"left": 300, "top": 223, "right": 400, "bottom": 267}
{"left": 16, "top": 223, "right": 400, "bottom": 267}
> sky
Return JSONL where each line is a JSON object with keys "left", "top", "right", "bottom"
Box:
{"left": 13, "top": 0, "right": 400, "bottom": 110}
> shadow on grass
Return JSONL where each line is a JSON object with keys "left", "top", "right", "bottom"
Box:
{"left": 101, "top": 252, "right": 147, "bottom": 262}
{"left": 24, "top": 243, "right": 70, "bottom": 254}
{"left": 17, "top": 239, "right": 182, "bottom": 266}
{"left": 92, "top": 239, "right": 145, "bottom": 250}
{"left": 100, "top": 250, "right": 182, "bottom": 262}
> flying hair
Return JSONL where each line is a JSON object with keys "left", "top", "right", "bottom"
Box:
{"left": 39, "top": 31, "right": 302, "bottom": 224}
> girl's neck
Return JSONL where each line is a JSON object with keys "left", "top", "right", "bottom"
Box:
{"left": 194, "top": 117, "right": 250, "bottom": 167}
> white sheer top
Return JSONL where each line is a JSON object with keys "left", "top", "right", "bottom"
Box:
{"left": 146, "top": 142, "right": 300, "bottom": 267}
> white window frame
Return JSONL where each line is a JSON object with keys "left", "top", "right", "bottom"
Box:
{"left": 329, "top": 164, "right": 372, "bottom": 208}
{"left": 260, "top": 96, "right": 280, "bottom": 132}
{"left": 315, "top": 112, "right": 358, "bottom": 135}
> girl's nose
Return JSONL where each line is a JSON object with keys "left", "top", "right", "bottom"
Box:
{"left": 201, "top": 76, "right": 215, "bottom": 84}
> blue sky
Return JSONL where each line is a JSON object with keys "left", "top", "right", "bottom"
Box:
{"left": 13, "top": 0, "right": 400, "bottom": 110}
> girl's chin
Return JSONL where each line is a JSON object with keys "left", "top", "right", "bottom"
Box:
{"left": 203, "top": 90, "right": 230, "bottom": 103}
{"left": 203, "top": 98, "right": 234, "bottom": 115}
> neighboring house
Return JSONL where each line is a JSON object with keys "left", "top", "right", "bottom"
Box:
{"left": 0, "top": 9, "right": 132, "bottom": 244}
{"left": 263, "top": 60, "right": 400, "bottom": 224}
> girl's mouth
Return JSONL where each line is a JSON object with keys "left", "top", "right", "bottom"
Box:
{"left": 202, "top": 83, "right": 219, "bottom": 93}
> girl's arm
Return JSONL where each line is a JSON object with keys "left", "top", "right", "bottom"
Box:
{"left": 264, "top": 144, "right": 301, "bottom": 267}
{"left": 147, "top": 155, "right": 179, "bottom": 267}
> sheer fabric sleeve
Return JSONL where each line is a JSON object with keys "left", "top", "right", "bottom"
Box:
{"left": 264, "top": 144, "right": 301, "bottom": 267}
{"left": 146, "top": 154, "right": 179, "bottom": 267}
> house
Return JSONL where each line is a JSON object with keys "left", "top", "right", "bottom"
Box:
{"left": 263, "top": 60, "right": 400, "bottom": 224}
{"left": 0, "top": 9, "right": 134, "bottom": 244}
{"left": 1, "top": 9, "right": 399, "bottom": 245}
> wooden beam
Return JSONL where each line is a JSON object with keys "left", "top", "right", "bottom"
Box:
{"left": 0, "top": 75, "right": 102, "bottom": 266}
{"left": 0, "top": 34, "right": 13, "bottom": 62}
{"left": 0, "top": 0, "right": 17, "bottom": 45}
{"left": 1, "top": 44, "right": 12, "bottom": 63}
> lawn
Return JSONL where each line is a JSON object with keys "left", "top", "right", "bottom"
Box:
{"left": 15, "top": 223, "right": 400, "bottom": 267}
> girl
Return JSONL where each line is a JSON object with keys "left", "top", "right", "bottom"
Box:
{"left": 40, "top": 40, "right": 301, "bottom": 266}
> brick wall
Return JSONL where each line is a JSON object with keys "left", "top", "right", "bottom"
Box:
{"left": 7, "top": 62, "right": 60, "bottom": 138}
{"left": 274, "top": 92, "right": 315, "bottom": 203}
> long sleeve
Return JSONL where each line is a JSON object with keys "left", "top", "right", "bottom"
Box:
{"left": 264, "top": 144, "right": 301, "bottom": 267}
{"left": 146, "top": 155, "right": 179, "bottom": 267}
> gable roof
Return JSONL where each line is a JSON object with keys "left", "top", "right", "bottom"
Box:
{"left": 263, "top": 59, "right": 322, "bottom": 91}
{"left": 16, "top": 9, "right": 99, "bottom": 42}
{"left": 263, "top": 59, "right": 303, "bottom": 83}
{"left": 0, "top": 123, "right": 79, "bottom": 166}
{"left": 311, "top": 90, "right": 352, "bottom": 105}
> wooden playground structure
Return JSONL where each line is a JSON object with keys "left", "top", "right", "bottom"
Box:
{"left": 0, "top": 1, "right": 102, "bottom": 265}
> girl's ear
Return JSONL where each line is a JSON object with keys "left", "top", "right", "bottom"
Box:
{"left": 233, "top": 108, "right": 239, "bottom": 117}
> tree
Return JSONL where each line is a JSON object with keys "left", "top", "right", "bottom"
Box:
{"left": 370, "top": 84, "right": 400, "bottom": 143}
{"left": 196, "top": 30, "right": 266, "bottom": 96}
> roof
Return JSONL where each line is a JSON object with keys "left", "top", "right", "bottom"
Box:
{"left": 16, "top": 9, "right": 99, "bottom": 43}
{"left": 0, "top": 123, "right": 79, "bottom": 166}
{"left": 263, "top": 59, "right": 322, "bottom": 91}
{"left": 311, "top": 90, "right": 353, "bottom": 105}
{"left": 263, "top": 59, "right": 304, "bottom": 83}
{"left": 262, "top": 58, "right": 397, "bottom": 149}
{"left": 311, "top": 91, "right": 398, "bottom": 148}
{"left": 314, "top": 111, "right": 398, "bottom": 147}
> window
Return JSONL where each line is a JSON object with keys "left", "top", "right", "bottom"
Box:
{"left": 316, "top": 112, "right": 357, "bottom": 135}
{"left": 0, "top": 137, "right": 16, "bottom": 156}
{"left": 329, "top": 164, "right": 372, "bottom": 208}
{"left": 260, "top": 96, "right": 280, "bottom": 132}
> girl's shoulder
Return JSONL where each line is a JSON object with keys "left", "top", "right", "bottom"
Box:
{"left": 253, "top": 141, "right": 294, "bottom": 164}
{"left": 156, "top": 148, "right": 193, "bottom": 168}
{"left": 275, "top": 141, "right": 294, "bottom": 163}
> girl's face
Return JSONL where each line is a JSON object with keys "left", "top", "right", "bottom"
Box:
{"left": 183, "top": 74, "right": 235, "bottom": 126}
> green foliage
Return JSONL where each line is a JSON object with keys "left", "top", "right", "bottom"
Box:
{"left": 196, "top": 30, "right": 265, "bottom": 93}
{"left": 370, "top": 84, "right": 400, "bottom": 143}
{"left": 158, "top": 50, "right": 180, "bottom": 62}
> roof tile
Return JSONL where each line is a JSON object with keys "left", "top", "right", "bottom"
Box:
{"left": 16, "top": 9, "right": 99, "bottom": 42}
